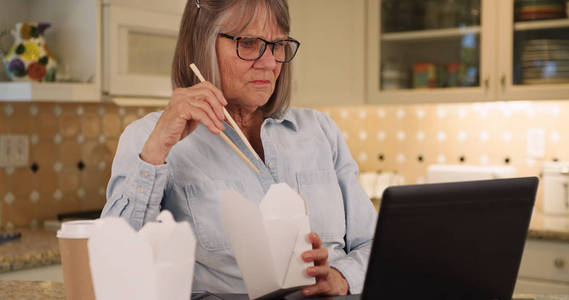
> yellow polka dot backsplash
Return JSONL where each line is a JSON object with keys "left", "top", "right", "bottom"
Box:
{"left": 0, "top": 100, "right": 568, "bottom": 229}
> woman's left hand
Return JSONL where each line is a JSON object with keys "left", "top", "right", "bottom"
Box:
{"left": 301, "top": 233, "right": 349, "bottom": 296}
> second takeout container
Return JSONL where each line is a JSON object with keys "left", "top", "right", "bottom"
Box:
{"left": 223, "top": 183, "right": 316, "bottom": 299}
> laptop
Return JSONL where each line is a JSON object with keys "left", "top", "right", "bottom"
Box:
{"left": 361, "top": 177, "right": 539, "bottom": 300}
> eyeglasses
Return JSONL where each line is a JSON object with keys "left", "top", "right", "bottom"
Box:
{"left": 218, "top": 33, "right": 300, "bottom": 63}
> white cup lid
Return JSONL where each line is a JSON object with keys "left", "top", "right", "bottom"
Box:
{"left": 56, "top": 220, "right": 98, "bottom": 239}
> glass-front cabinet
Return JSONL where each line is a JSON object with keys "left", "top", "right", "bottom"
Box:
{"left": 368, "top": 0, "right": 569, "bottom": 103}
{"left": 499, "top": 0, "right": 569, "bottom": 100}
{"left": 381, "top": 0, "right": 482, "bottom": 90}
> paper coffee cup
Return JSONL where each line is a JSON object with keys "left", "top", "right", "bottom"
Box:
{"left": 57, "top": 220, "right": 97, "bottom": 300}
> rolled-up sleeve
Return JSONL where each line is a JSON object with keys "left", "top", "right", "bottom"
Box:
{"left": 101, "top": 116, "right": 170, "bottom": 231}
{"left": 321, "top": 114, "right": 378, "bottom": 294}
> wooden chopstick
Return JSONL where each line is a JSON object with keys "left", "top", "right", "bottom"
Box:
{"left": 222, "top": 109, "right": 262, "bottom": 161}
{"left": 190, "top": 64, "right": 262, "bottom": 161}
{"left": 189, "top": 64, "right": 261, "bottom": 161}
{"left": 189, "top": 63, "right": 260, "bottom": 174}
{"left": 218, "top": 133, "right": 259, "bottom": 173}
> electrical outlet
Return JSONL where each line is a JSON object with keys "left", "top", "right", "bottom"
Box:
{"left": 0, "top": 134, "right": 29, "bottom": 167}
{"left": 526, "top": 128, "right": 545, "bottom": 158}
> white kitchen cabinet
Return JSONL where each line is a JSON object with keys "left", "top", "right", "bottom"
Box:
{"left": 102, "top": 0, "right": 185, "bottom": 103}
{"left": 367, "top": 0, "right": 569, "bottom": 104}
{"left": 514, "top": 239, "right": 569, "bottom": 294}
{"left": 288, "top": 0, "right": 366, "bottom": 106}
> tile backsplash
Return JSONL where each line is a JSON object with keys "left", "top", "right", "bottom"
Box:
{"left": 1, "top": 100, "right": 568, "bottom": 229}
{"left": 0, "top": 103, "right": 155, "bottom": 230}
{"left": 318, "top": 100, "right": 568, "bottom": 212}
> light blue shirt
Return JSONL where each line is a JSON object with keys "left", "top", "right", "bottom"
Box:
{"left": 101, "top": 107, "right": 377, "bottom": 294}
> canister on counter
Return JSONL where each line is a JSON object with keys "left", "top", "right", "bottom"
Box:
{"left": 542, "top": 162, "right": 569, "bottom": 216}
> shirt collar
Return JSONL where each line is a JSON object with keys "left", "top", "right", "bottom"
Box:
{"left": 269, "top": 109, "right": 298, "bottom": 131}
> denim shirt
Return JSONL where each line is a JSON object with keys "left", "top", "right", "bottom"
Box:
{"left": 101, "top": 107, "right": 377, "bottom": 294}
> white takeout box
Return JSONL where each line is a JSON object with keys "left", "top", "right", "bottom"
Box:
{"left": 87, "top": 210, "right": 196, "bottom": 300}
{"left": 223, "top": 183, "right": 316, "bottom": 299}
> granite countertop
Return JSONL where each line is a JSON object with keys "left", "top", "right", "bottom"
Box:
{"left": 0, "top": 280, "right": 567, "bottom": 300}
{"left": 527, "top": 211, "right": 569, "bottom": 242}
{"left": 0, "top": 228, "right": 60, "bottom": 273}
{"left": 0, "top": 280, "right": 64, "bottom": 300}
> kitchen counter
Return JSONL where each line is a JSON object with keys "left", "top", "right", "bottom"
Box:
{"left": 527, "top": 212, "right": 569, "bottom": 242}
{"left": 375, "top": 196, "right": 569, "bottom": 242}
{"left": 0, "top": 280, "right": 64, "bottom": 300}
{"left": 0, "top": 280, "right": 567, "bottom": 300}
{"left": 0, "top": 229, "right": 60, "bottom": 273}
{"left": 0, "top": 212, "right": 567, "bottom": 274}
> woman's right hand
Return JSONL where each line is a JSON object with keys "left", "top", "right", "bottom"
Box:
{"left": 140, "top": 81, "right": 228, "bottom": 165}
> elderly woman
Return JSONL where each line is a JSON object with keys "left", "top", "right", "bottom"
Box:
{"left": 102, "top": 0, "right": 376, "bottom": 296}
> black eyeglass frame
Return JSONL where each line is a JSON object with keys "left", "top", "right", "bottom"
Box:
{"left": 218, "top": 33, "right": 300, "bottom": 63}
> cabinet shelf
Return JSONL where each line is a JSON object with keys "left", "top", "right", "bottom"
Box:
{"left": 381, "top": 26, "right": 481, "bottom": 42}
{"left": 0, "top": 82, "right": 100, "bottom": 102}
{"left": 0, "top": 0, "right": 101, "bottom": 103}
{"left": 110, "top": 97, "right": 168, "bottom": 107}
{"left": 514, "top": 18, "right": 569, "bottom": 31}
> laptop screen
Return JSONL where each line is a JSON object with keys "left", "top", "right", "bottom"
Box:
{"left": 362, "top": 177, "right": 538, "bottom": 300}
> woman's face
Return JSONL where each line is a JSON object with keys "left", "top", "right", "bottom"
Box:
{"left": 216, "top": 7, "right": 285, "bottom": 111}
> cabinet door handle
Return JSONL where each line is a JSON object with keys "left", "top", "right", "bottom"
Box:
{"left": 564, "top": 182, "right": 569, "bottom": 209}
{"left": 484, "top": 76, "right": 489, "bottom": 90}
{"left": 500, "top": 74, "right": 506, "bottom": 88}
{"left": 554, "top": 258, "right": 565, "bottom": 269}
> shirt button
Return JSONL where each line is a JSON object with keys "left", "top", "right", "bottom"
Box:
{"left": 137, "top": 187, "right": 143, "bottom": 194}
{"left": 268, "top": 162, "right": 275, "bottom": 169}
{"left": 141, "top": 171, "right": 148, "bottom": 177}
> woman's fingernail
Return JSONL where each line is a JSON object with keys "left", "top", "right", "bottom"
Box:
{"left": 306, "top": 267, "right": 315, "bottom": 275}
{"left": 308, "top": 233, "right": 316, "bottom": 241}
{"left": 302, "top": 253, "right": 313, "bottom": 261}
{"left": 302, "top": 288, "right": 311, "bottom": 296}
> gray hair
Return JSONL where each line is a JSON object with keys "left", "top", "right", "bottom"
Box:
{"left": 171, "top": 0, "right": 292, "bottom": 118}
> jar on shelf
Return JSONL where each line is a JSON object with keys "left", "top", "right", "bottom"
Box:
{"left": 457, "top": 0, "right": 481, "bottom": 27}
{"left": 440, "top": 0, "right": 457, "bottom": 28}
{"left": 382, "top": 62, "right": 409, "bottom": 90}
{"left": 424, "top": 2, "right": 441, "bottom": 29}
{"left": 413, "top": 62, "right": 437, "bottom": 89}
{"left": 446, "top": 63, "right": 461, "bottom": 87}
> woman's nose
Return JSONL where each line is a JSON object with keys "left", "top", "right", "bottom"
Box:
{"left": 253, "top": 46, "right": 278, "bottom": 69}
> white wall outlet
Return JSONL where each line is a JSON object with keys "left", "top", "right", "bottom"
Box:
{"left": 0, "top": 134, "right": 29, "bottom": 167}
{"left": 526, "top": 128, "right": 546, "bottom": 158}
